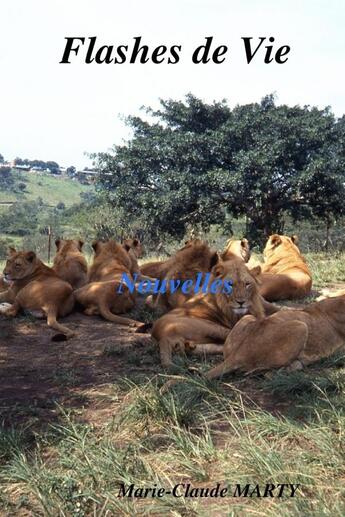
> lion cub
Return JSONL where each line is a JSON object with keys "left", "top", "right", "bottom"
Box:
{"left": 74, "top": 240, "right": 142, "bottom": 327}
{"left": 152, "top": 257, "right": 264, "bottom": 368}
{"left": 0, "top": 248, "right": 75, "bottom": 337}
{"left": 53, "top": 239, "right": 88, "bottom": 289}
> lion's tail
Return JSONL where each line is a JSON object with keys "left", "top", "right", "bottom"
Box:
{"left": 98, "top": 297, "right": 142, "bottom": 327}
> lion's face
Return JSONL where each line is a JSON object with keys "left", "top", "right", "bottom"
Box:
{"left": 212, "top": 260, "right": 261, "bottom": 315}
{"left": 263, "top": 234, "right": 300, "bottom": 259}
{"left": 3, "top": 249, "right": 37, "bottom": 282}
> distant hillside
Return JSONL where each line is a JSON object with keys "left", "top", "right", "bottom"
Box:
{"left": 0, "top": 171, "right": 93, "bottom": 207}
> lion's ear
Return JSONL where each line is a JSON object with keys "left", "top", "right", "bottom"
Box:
{"left": 210, "top": 252, "right": 219, "bottom": 269}
{"left": 133, "top": 239, "right": 139, "bottom": 247}
{"left": 290, "top": 235, "right": 298, "bottom": 244}
{"left": 123, "top": 243, "right": 131, "bottom": 252}
{"left": 55, "top": 239, "right": 61, "bottom": 250}
{"left": 241, "top": 238, "right": 249, "bottom": 248}
{"left": 7, "top": 247, "right": 17, "bottom": 257}
{"left": 270, "top": 234, "right": 282, "bottom": 247}
{"left": 78, "top": 240, "right": 84, "bottom": 250}
{"left": 249, "top": 265, "right": 261, "bottom": 278}
{"left": 26, "top": 251, "right": 36, "bottom": 263}
{"left": 212, "top": 264, "right": 225, "bottom": 278}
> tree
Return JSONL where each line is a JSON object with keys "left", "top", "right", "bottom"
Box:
{"left": 96, "top": 94, "right": 345, "bottom": 244}
{"left": 46, "top": 161, "right": 60, "bottom": 174}
{"left": 67, "top": 166, "right": 76, "bottom": 177}
{"left": 0, "top": 153, "right": 4, "bottom": 164}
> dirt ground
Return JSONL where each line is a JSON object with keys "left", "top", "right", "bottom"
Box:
{"left": 0, "top": 285, "right": 342, "bottom": 432}
{"left": 0, "top": 311, "right": 156, "bottom": 429}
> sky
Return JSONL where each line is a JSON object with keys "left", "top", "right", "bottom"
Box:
{"left": 0, "top": 0, "right": 344, "bottom": 169}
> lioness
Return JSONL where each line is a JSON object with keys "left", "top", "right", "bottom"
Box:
{"left": 221, "top": 238, "right": 250, "bottom": 263}
{"left": 140, "top": 240, "right": 197, "bottom": 280}
{"left": 0, "top": 248, "right": 75, "bottom": 337}
{"left": 203, "top": 294, "right": 345, "bottom": 380}
{"left": 258, "top": 234, "right": 312, "bottom": 301}
{"left": 74, "top": 240, "right": 142, "bottom": 327}
{"left": 150, "top": 239, "right": 220, "bottom": 311}
{"left": 140, "top": 260, "right": 170, "bottom": 280}
{"left": 52, "top": 239, "right": 88, "bottom": 289}
{"left": 152, "top": 258, "right": 265, "bottom": 368}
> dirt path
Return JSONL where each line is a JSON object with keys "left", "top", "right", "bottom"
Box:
{"left": 0, "top": 313, "right": 155, "bottom": 428}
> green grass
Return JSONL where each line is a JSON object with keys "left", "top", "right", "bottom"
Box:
{"left": 0, "top": 172, "right": 92, "bottom": 207}
{"left": 0, "top": 251, "right": 345, "bottom": 515}
{"left": 2, "top": 367, "right": 345, "bottom": 515}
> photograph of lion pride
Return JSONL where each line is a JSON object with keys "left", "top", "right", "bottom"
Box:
{"left": 1, "top": 233, "right": 344, "bottom": 377}
{"left": 1, "top": 181, "right": 345, "bottom": 516}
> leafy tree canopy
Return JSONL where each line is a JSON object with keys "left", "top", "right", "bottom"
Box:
{"left": 96, "top": 94, "right": 345, "bottom": 244}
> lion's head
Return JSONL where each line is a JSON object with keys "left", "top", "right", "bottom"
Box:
{"left": 55, "top": 239, "right": 84, "bottom": 254}
{"left": 3, "top": 248, "right": 38, "bottom": 282}
{"left": 91, "top": 239, "right": 132, "bottom": 268}
{"left": 123, "top": 238, "right": 144, "bottom": 259}
{"left": 212, "top": 258, "right": 263, "bottom": 316}
{"left": 221, "top": 238, "right": 251, "bottom": 263}
{"left": 263, "top": 234, "right": 300, "bottom": 259}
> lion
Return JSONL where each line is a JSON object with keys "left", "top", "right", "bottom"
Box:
{"left": 139, "top": 240, "right": 197, "bottom": 280}
{"left": 140, "top": 260, "right": 170, "bottom": 280}
{"left": 202, "top": 294, "right": 345, "bottom": 380}
{"left": 221, "top": 238, "right": 250, "bottom": 263}
{"left": 258, "top": 234, "right": 312, "bottom": 301}
{"left": 152, "top": 258, "right": 265, "bottom": 368}
{"left": 0, "top": 248, "right": 75, "bottom": 337}
{"left": 122, "top": 238, "right": 154, "bottom": 281}
{"left": 74, "top": 240, "right": 142, "bottom": 327}
{"left": 148, "top": 239, "right": 220, "bottom": 311}
{"left": 52, "top": 239, "right": 88, "bottom": 289}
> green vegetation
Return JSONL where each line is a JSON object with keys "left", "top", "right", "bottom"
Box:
{"left": 96, "top": 93, "right": 345, "bottom": 245}
{"left": 1, "top": 354, "right": 345, "bottom": 514}
{"left": 0, "top": 171, "right": 94, "bottom": 259}
{"left": 0, "top": 254, "right": 345, "bottom": 515}
{"left": 0, "top": 172, "right": 92, "bottom": 206}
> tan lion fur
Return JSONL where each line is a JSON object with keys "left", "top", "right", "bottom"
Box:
{"left": 0, "top": 248, "right": 75, "bottom": 337}
{"left": 258, "top": 234, "right": 312, "bottom": 301}
{"left": 52, "top": 239, "right": 88, "bottom": 289}
{"left": 74, "top": 240, "right": 142, "bottom": 327}
{"left": 203, "top": 294, "right": 345, "bottom": 380}
{"left": 152, "top": 258, "right": 265, "bottom": 368}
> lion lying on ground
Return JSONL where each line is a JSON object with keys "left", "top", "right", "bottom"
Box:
{"left": 202, "top": 294, "right": 345, "bottom": 380}
{"left": 141, "top": 238, "right": 250, "bottom": 280}
{"left": 148, "top": 239, "right": 220, "bottom": 311}
{"left": 152, "top": 258, "right": 265, "bottom": 368}
{"left": 52, "top": 239, "right": 88, "bottom": 289}
{"left": 140, "top": 259, "right": 170, "bottom": 280}
{"left": 74, "top": 240, "right": 142, "bottom": 327}
{"left": 0, "top": 248, "right": 75, "bottom": 337}
{"left": 221, "top": 238, "right": 250, "bottom": 262}
{"left": 258, "top": 234, "right": 312, "bottom": 301}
